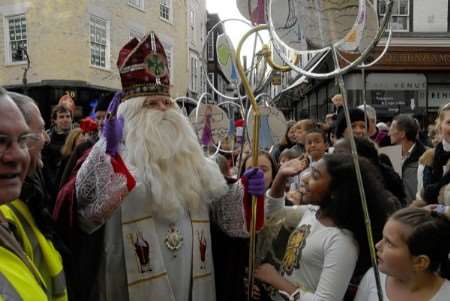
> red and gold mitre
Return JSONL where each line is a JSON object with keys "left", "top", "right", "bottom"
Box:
{"left": 117, "top": 31, "right": 170, "bottom": 100}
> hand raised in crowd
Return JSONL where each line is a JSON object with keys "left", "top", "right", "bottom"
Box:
{"left": 270, "top": 156, "right": 309, "bottom": 199}
{"left": 279, "top": 156, "right": 309, "bottom": 178}
{"left": 103, "top": 91, "right": 124, "bottom": 156}
{"left": 424, "top": 204, "right": 450, "bottom": 220}
{"left": 243, "top": 167, "right": 265, "bottom": 197}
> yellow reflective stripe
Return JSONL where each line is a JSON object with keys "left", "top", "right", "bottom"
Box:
{"left": 0, "top": 247, "right": 48, "bottom": 301}
{"left": 6, "top": 204, "right": 43, "bottom": 273}
{"left": 0, "top": 208, "right": 33, "bottom": 262}
{"left": 7, "top": 201, "right": 67, "bottom": 301}
{"left": 0, "top": 271, "right": 22, "bottom": 301}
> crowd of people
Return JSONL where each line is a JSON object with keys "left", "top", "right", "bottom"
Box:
{"left": 1, "top": 31, "right": 450, "bottom": 301}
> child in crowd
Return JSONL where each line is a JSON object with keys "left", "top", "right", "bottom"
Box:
{"left": 355, "top": 207, "right": 450, "bottom": 301}
{"left": 288, "top": 128, "right": 329, "bottom": 205}
{"left": 279, "top": 148, "right": 301, "bottom": 166}
{"left": 271, "top": 120, "right": 297, "bottom": 164}
{"left": 279, "top": 148, "right": 302, "bottom": 205}
{"left": 304, "top": 127, "right": 328, "bottom": 163}
{"left": 212, "top": 151, "right": 278, "bottom": 301}
{"left": 254, "top": 153, "right": 392, "bottom": 301}
{"left": 290, "top": 119, "right": 315, "bottom": 154}
{"left": 335, "top": 108, "right": 367, "bottom": 139}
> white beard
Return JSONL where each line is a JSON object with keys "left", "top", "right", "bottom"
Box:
{"left": 117, "top": 97, "right": 227, "bottom": 222}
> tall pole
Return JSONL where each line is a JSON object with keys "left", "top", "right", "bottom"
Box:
{"left": 331, "top": 47, "right": 384, "bottom": 301}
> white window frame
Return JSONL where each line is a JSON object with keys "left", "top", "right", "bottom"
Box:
{"left": 128, "top": 0, "right": 145, "bottom": 11}
{"left": 190, "top": 54, "right": 199, "bottom": 92}
{"left": 89, "top": 14, "right": 111, "bottom": 70}
{"left": 200, "top": 65, "right": 208, "bottom": 93}
{"left": 3, "top": 14, "right": 28, "bottom": 65}
{"left": 1, "top": 3, "right": 30, "bottom": 66}
{"left": 161, "top": 41, "right": 174, "bottom": 82}
{"left": 160, "top": 0, "right": 173, "bottom": 23}
{"left": 378, "top": 0, "right": 410, "bottom": 32}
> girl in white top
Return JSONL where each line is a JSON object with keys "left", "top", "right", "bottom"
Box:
{"left": 355, "top": 207, "right": 450, "bottom": 301}
{"left": 254, "top": 153, "right": 394, "bottom": 301}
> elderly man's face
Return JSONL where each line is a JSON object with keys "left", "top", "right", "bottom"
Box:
{"left": 27, "top": 103, "right": 49, "bottom": 170}
{"left": 142, "top": 95, "right": 174, "bottom": 112}
{"left": 0, "top": 97, "right": 31, "bottom": 204}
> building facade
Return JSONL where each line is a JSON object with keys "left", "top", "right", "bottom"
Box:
{"left": 275, "top": 0, "right": 450, "bottom": 124}
{"left": 0, "top": 0, "right": 192, "bottom": 121}
{"left": 186, "top": 0, "right": 207, "bottom": 100}
{"left": 206, "top": 13, "right": 231, "bottom": 103}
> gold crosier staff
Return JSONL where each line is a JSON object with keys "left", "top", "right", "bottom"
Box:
{"left": 235, "top": 24, "right": 298, "bottom": 300}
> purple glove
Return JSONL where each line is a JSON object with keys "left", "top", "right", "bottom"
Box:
{"left": 103, "top": 91, "right": 124, "bottom": 156}
{"left": 243, "top": 167, "right": 265, "bottom": 197}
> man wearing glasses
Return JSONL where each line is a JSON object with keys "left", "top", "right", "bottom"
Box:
{"left": 0, "top": 87, "right": 53, "bottom": 300}
{"left": 0, "top": 90, "right": 69, "bottom": 301}
{"left": 0, "top": 88, "right": 31, "bottom": 204}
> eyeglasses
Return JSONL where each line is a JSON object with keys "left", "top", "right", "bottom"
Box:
{"left": 0, "top": 133, "right": 39, "bottom": 157}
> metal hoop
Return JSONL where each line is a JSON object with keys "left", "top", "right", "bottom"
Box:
{"left": 335, "top": 27, "right": 393, "bottom": 69}
{"left": 201, "top": 18, "right": 266, "bottom": 101}
{"left": 194, "top": 92, "right": 212, "bottom": 123}
{"left": 266, "top": 0, "right": 394, "bottom": 79}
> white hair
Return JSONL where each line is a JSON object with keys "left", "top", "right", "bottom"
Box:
{"left": 358, "top": 104, "right": 377, "bottom": 124}
{"left": 117, "top": 97, "right": 227, "bottom": 222}
{"left": 377, "top": 122, "right": 389, "bottom": 132}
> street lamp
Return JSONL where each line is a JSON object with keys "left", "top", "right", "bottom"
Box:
{"left": 13, "top": 45, "right": 30, "bottom": 95}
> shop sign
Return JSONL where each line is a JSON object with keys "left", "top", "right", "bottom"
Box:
{"left": 429, "top": 85, "right": 450, "bottom": 108}
{"left": 366, "top": 73, "right": 426, "bottom": 91}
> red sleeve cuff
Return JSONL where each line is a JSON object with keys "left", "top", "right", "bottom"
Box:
{"left": 111, "top": 154, "right": 136, "bottom": 191}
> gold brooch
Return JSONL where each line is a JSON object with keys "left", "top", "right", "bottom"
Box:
{"left": 165, "top": 225, "right": 183, "bottom": 257}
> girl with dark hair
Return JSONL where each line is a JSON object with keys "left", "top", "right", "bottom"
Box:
{"left": 355, "top": 207, "right": 450, "bottom": 301}
{"left": 334, "top": 137, "right": 405, "bottom": 207}
{"left": 212, "top": 151, "right": 279, "bottom": 301}
{"left": 271, "top": 120, "right": 297, "bottom": 164}
{"left": 253, "top": 153, "right": 392, "bottom": 301}
{"left": 239, "top": 151, "right": 279, "bottom": 187}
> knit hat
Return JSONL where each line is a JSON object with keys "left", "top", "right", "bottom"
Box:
{"left": 117, "top": 31, "right": 170, "bottom": 100}
{"left": 335, "top": 108, "right": 366, "bottom": 139}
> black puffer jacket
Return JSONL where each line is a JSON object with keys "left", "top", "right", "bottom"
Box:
{"left": 422, "top": 143, "right": 450, "bottom": 203}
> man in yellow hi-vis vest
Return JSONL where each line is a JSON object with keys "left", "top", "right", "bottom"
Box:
{"left": 0, "top": 91, "right": 68, "bottom": 301}
{"left": 0, "top": 87, "right": 49, "bottom": 300}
